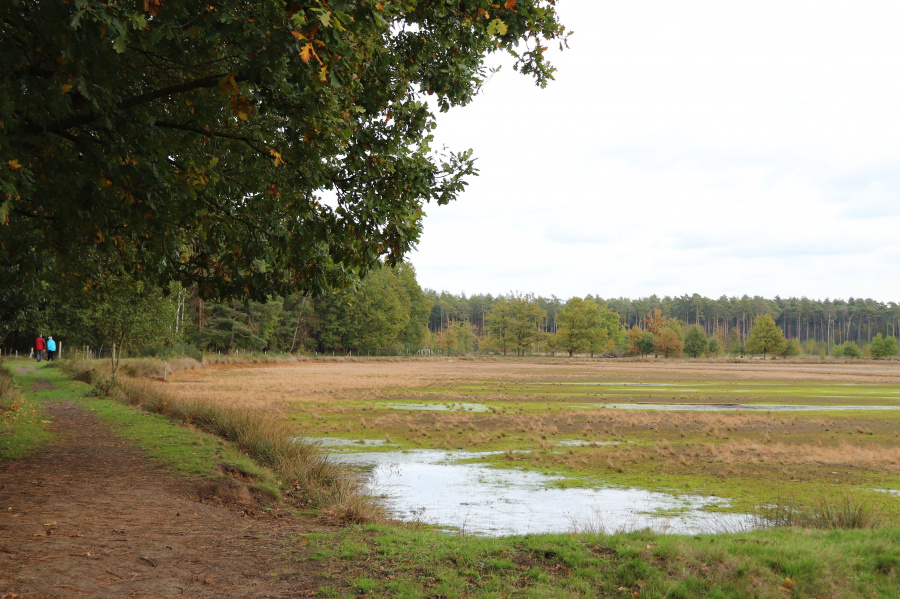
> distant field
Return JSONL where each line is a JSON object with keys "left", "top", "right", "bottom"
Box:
{"left": 157, "top": 358, "right": 900, "bottom": 515}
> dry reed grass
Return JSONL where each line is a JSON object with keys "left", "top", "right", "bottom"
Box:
{"left": 708, "top": 439, "right": 900, "bottom": 469}
{"left": 0, "top": 365, "right": 19, "bottom": 410}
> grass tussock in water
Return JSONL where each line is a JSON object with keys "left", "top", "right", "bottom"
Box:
{"left": 60, "top": 359, "right": 384, "bottom": 524}
{"left": 761, "top": 491, "right": 893, "bottom": 530}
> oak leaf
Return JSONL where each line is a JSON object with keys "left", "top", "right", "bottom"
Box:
{"left": 300, "top": 43, "right": 313, "bottom": 63}
{"left": 143, "top": 0, "right": 164, "bottom": 17}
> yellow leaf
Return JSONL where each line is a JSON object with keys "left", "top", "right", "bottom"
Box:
{"left": 291, "top": 30, "right": 306, "bottom": 41}
{"left": 62, "top": 84, "right": 73, "bottom": 93}
{"left": 504, "top": 0, "right": 516, "bottom": 8}
{"left": 318, "top": 65, "right": 328, "bottom": 82}
{"left": 95, "top": 230, "right": 105, "bottom": 243}
{"left": 300, "top": 43, "right": 312, "bottom": 63}
{"left": 7, "top": 159, "right": 21, "bottom": 171}
{"left": 376, "top": 2, "right": 383, "bottom": 8}
{"left": 267, "top": 146, "right": 285, "bottom": 166}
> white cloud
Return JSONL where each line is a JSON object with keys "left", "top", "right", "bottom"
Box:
{"left": 409, "top": 1, "right": 900, "bottom": 302}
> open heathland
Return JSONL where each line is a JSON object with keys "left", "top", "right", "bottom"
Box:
{"left": 3, "top": 357, "right": 900, "bottom": 598}
{"left": 149, "top": 357, "right": 900, "bottom": 516}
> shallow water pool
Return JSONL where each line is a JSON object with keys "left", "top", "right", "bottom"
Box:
{"left": 333, "top": 449, "right": 756, "bottom": 536}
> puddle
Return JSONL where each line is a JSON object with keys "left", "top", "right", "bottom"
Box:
{"left": 334, "top": 449, "right": 755, "bottom": 536}
{"left": 874, "top": 488, "right": 900, "bottom": 497}
{"left": 580, "top": 403, "right": 900, "bottom": 412}
{"left": 377, "top": 402, "right": 492, "bottom": 412}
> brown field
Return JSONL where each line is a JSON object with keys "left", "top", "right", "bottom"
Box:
{"left": 147, "top": 357, "right": 900, "bottom": 513}
{"left": 155, "top": 356, "right": 900, "bottom": 405}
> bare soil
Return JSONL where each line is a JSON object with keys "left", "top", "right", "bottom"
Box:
{"left": 0, "top": 394, "right": 342, "bottom": 598}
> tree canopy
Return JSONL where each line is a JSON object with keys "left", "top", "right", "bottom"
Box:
{"left": 869, "top": 333, "right": 899, "bottom": 359}
{"left": 1, "top": 0, "right": 566, "bottom": 301}
{"left": 484, "top": 292, "right": 546, "bottom": 356}
{"left": 682, "top": 324, "right": 708, "bottom": 358}
{"left": 555, "top": 297, "right": 605, "bottom": 357}
{"left": 745, "top": 314, "right": 786, "bottom": 359}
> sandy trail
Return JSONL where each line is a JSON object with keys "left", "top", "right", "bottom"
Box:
{"left": 0, "top": 395, "right": 327, "bottom": 598}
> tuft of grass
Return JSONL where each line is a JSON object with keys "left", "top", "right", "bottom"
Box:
{"left": 759, "top": 490, "right": 892, "bottom": 530}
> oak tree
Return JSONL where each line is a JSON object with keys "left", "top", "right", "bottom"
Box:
{"left": 652, "top": 327, "right": 683, "bottom": 358}
{"left": 555, "top": 297, "right": 606, "bottom": 357}
{"left": 1, "top": 1, "right": 566, "bottom": 300}
{"left": 745, "top": 314, "right": 786, "bottom": 359}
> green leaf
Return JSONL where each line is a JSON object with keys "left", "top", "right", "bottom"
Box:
{"left": 487, "top": 18, "right": 508, "bottom": 36}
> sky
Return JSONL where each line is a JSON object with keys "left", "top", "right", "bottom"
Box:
{"left": 407, "top": 1, "right": 900, "bottom": 303}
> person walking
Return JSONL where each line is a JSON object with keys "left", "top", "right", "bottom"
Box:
{"left": 46, "top": 336, "right": 57, "bottom": 361}
{"left": 35, "top": 334, "right": 45, "bottom": 363}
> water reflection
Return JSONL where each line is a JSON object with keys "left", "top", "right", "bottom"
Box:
{"left": 334, "top": 449, "right": 755, "bottom": 536}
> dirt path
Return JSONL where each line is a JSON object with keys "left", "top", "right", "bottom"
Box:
{"left": 0, "top": 392, "right": 332, "bottom": 598}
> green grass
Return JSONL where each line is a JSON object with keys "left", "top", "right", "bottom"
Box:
{"left": 2, "top": 359, "right": 280, "bottom": 496}
{"left": 0, "top": 363, "right": 55, "bottom": 460}
{"left": 416, "top": 380, "right": 900, "bottom": 406}
{"left": 303, "top": 523, "right": 900, "bottom": 598}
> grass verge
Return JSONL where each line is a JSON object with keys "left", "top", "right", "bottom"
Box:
{"left": 0, "top": 362, "right": 55, "bottom": 460}
{"left": 59, "top": 358, "right": 383, "bottom": 523}
{"left": 5, "top": 361, "right": 282, "bottom": 495}
{"left": 304, "top": 523, "right": 900, "bottom": 598}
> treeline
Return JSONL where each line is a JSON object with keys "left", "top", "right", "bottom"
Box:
{"left": 2, "top": 265, "right": 898, "bottom": 360}
{"left": 0, "top": 264, "right": 430, "bottom": 360}
{"left": 426, "top": 292, "right": 900, "bottom": 351}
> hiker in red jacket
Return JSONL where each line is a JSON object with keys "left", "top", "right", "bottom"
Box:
{"left": 35, "top": 334, "right": 45, "bottom": 363}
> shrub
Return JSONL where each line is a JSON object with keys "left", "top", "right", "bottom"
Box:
{"left": 834, "top": 341, "right": 862, "bottom": 358}
{"left": 869, "top": 334, "right": 899, "bottom": 359}
{"left": 780, "top": 338, "right": 801, "bottom": 358}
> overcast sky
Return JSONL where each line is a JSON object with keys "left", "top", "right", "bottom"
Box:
{"left": 408, "top": 1, "right": 900, "bottom": 303}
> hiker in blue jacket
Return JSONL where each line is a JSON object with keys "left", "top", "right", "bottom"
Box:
{"left": 46, "top": 336, "right": 57, "bottom": 361}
